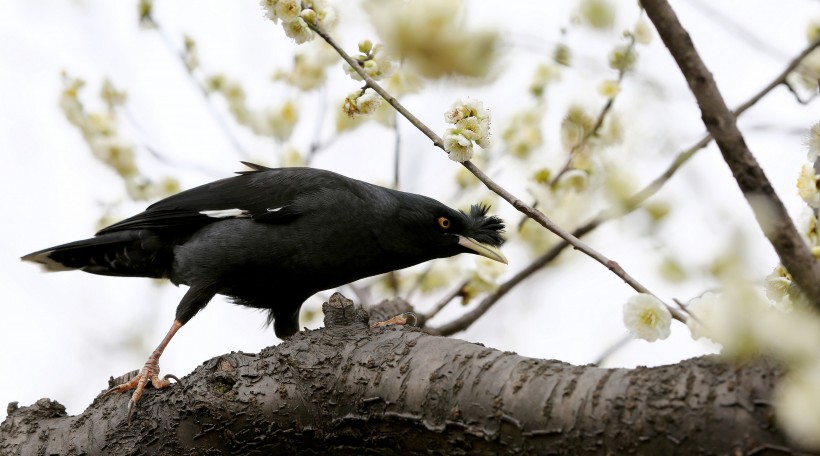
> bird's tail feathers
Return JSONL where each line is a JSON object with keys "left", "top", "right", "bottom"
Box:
{"left": 22, "top": 231, "right": 170, "bottom": 278}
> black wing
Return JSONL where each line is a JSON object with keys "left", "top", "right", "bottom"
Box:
{"left": 97, "top": 165, "right": 345, "bottom": 235}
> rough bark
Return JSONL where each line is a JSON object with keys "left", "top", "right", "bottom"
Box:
{"left": 0, "top": 294, "right": 801, "bottom": 455}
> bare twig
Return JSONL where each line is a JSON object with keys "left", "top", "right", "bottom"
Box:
{"left": 121, "top": 107, "right": 225, "bottom": 177}
{"left": 307, "top": 85, "right": 328, "bottom": 163}
{"left": 421, "top": 280, "right": 468, "bottom": 323}
{"left": 643, "top": 0, "right": 820, "bottom": 308}
{"left": 307, "top": 22, "right": 681, "bottom": 321}
{"left": 151, "top": 22, "right": 250, "bottom": 159}
{"left": 592, "top": 334, "right": 632, "bottom": 366}
{"left": 549, "top": 35, "right": 635, "bottom": 187}
{"left": 687, "top": 0, "right": 788, "bottom": 61}
{"left": 430, "top": 39, "right": 820, "bottom": 334}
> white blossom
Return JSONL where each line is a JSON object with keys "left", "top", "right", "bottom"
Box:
{"left": 444, "top": 130, "right": 474, "bottom": 162}
{"left": 282, "top": 18, "right": 313, "bottom": 44}
{"left": 775, "top": 363, "right": 820, "bottom": 449}
{"left": 597, "top": 79, "right": 620, "bottom": 98}
{"left": 797, "top": 164, "right": 820, "bottom": 208}
{"left": 274, "top": 0, "right": 302, "bottom": 22}
{"left": 556, "top": 169, "right": 589, "bottom": 193}
{"left": 807, "top": 121, "right": 820, "bottom": 163}
{"left": 765, "top": 265, "right": 792, "bottom": 305}
{"left": 622, "top": 294, "right": 672, "bottom": 342}
{"left": 633, "top": 17, "right": 653, "bottom": 45}
{"left": 501, "top": 108, "right": 543, "bottom": 158}
{"left": 342, "top": 88, "right": 382, "bottom": 118}
{"left": 264, "top": 99, "right": 299, "bottom": 141}
{"left": 355, "top": 88, "right": 382, "bottom": 115}
{"left": 442, "top": 98, "right": 491, "bottom": 157}
{"left": 685, "top": 292, "right": 729, "bottom": 343}
{"left": 260, "top": 0, "right": 335, "bottom": 44}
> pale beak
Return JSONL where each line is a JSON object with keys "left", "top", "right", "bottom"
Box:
{"left": 457, "top": 235, "right": 508, "bottom": 264}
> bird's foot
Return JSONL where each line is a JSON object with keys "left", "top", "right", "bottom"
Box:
{"left": 102, "top": 356, "right": 179, "bottom": 423}
{"left": 370, "top": 312, "right": 417, "bottom": 328}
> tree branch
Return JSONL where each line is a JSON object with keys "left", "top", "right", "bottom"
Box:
{"left": 431, "top": 38, "right": 820, "bottom": 335}
{"left": 642, "top": 0, "right": 820, "bottom": 308}
{"left": 306, "top": 23, "right": 679, "bottom": 320}
{"left": 0, "top": 294, "right": 798, "bottom": 455}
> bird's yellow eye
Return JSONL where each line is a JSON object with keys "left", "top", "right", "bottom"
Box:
{"left": 438, "top": 217, "right": 451, "bottom": 230}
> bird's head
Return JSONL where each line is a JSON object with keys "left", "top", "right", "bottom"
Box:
{"left": 394, "top": 196, "right": 507, "bottom": 265}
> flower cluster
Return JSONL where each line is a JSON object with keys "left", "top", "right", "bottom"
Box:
{"left": 273, "top": 40, "right": 339, "bottom": 91}
{"left": 776, "top": 365, "right": 820, "bottom": 449}
{"left": 59, "top": 73, "right": 179, "bottom": 201}
{"left": 622, "top": 294, "right": 672, "bottom": 342}
{"left": 807, "top": 121, "right": 820, "bottom": 162}
{"left": 342, "top": 88, "right": 382, "bottom": 118}
{"left": 462, "top": 256, "right": 506, "bottom": 304}
{"left": 577, "top": 0, "right": 615, "bottom": 30}
{"left": 364, "top": 0, "right": 499, "bottom": 79}
{"left": 685, "top": 292, "right": 728, "bottom": 343}
{"left": 205, "top": 74, "right": 252, "bottom": 126}
{"left": 263, "top": 99, "right": 300, "bottom": 141}
{"left": 343, "top": 40, "right": 397, "bottom": 82}
{"left": 443, "top": 99, "right": 491, "bottom": 163}
{"left": 797, "top": 164, "right": 820, "bottom": 208}
{"left": 259, "top": 0, "right": 336, "bottom": 44}
{"left": 501, "top": 108, "right": 543, "bottom": 159}
{"left": 529, "top": 63, "right": 561, "bottom": 99}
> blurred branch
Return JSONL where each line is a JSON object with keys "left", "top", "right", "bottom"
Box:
{"left": 420, "top": 279, "right": 467, "bottom": 323}
{"left": 309, "top": 22, "right": 683, "bottom": 322}
{"left": 549, "top": 35, "right": 636, "bottom": 187}
{"left": 307, "top": 85, "right": 327, "bottom": 164}
{"left": 147, "top": 19, "right": 250, "bottom": 159}
{"left": 428, "top": 38, "right": 820, "bottom": 335}
{"left": 687, "top": 0, "right": 788, "bottom": 61}
{"left": 643, "top": 0, "right": 820, "bottom": 308}
{"left": 121, "top": 107, "right": 225, "bottom": 177}
{"left": 592, "top": 334, "right": 632, "bottom": 366}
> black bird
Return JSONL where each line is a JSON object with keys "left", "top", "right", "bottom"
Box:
{"left": 22, "top": 163, "right": 506, "bottom": 420}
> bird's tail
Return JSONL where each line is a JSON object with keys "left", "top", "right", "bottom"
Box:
{"left": 22, "top": 230, "right": 172, "bottom": 278}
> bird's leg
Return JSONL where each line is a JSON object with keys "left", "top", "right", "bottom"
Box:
{"left": 370, "top": 312, "right": 418, "bottom": 328}
{"left": 103, "top": 319, "right": 183, "bottom": 423}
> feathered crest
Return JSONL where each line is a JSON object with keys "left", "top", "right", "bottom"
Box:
{"left": 461, "top": 204, "right": 505, "bottom": 247}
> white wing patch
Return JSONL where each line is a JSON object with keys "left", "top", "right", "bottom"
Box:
{"left": 200, "top": 209, "right": 251, "bottom": 218}
{"left": 267, "top": 207, "right": 283, "bottom": 212}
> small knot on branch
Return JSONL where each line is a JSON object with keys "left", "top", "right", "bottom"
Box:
{"left": 322, "top": 292, "right": 369, "bottom": 329}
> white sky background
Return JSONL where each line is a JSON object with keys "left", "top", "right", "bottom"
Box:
{"left": 0, "top": 0, "right": 818, "bottom": 419}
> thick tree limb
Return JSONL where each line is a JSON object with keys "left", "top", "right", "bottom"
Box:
{"left": 0, "top": 294, "right": 801, "bottom": 455}
{"left": 642, "top": 0, "right": 820, "bottom": 307}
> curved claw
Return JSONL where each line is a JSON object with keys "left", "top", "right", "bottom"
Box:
{"left": 103, "top": 359, "right": 178, "bottom": 424}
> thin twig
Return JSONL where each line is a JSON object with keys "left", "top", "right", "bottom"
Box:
{"left": 429, "top": 39, "right": 820, "bottom": 335}
{"left": 549, "top": 35, "right": 635, "bottom": 187}
{"left": 421, "top": 280, "right": 468, "bottom": 323}
{"left": 687, "top": 0, "right": 788, "bottom": 61}
{"left": 592, "top": 334, "right": 632, "bottom": 366}
{"left": 307, "top": 85, "right": 327, "bottom": 163}
{"left": 643, "top": 0, "right": 820, "bottom": 308}
{"left": 121, "top": 107, "right": 225, "bottom": 177}
{"left": 151, "top": 21, "right": 250, "bottom": 159}
{"left": 308, "top": 22, "right": 682, "bottom": 321}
